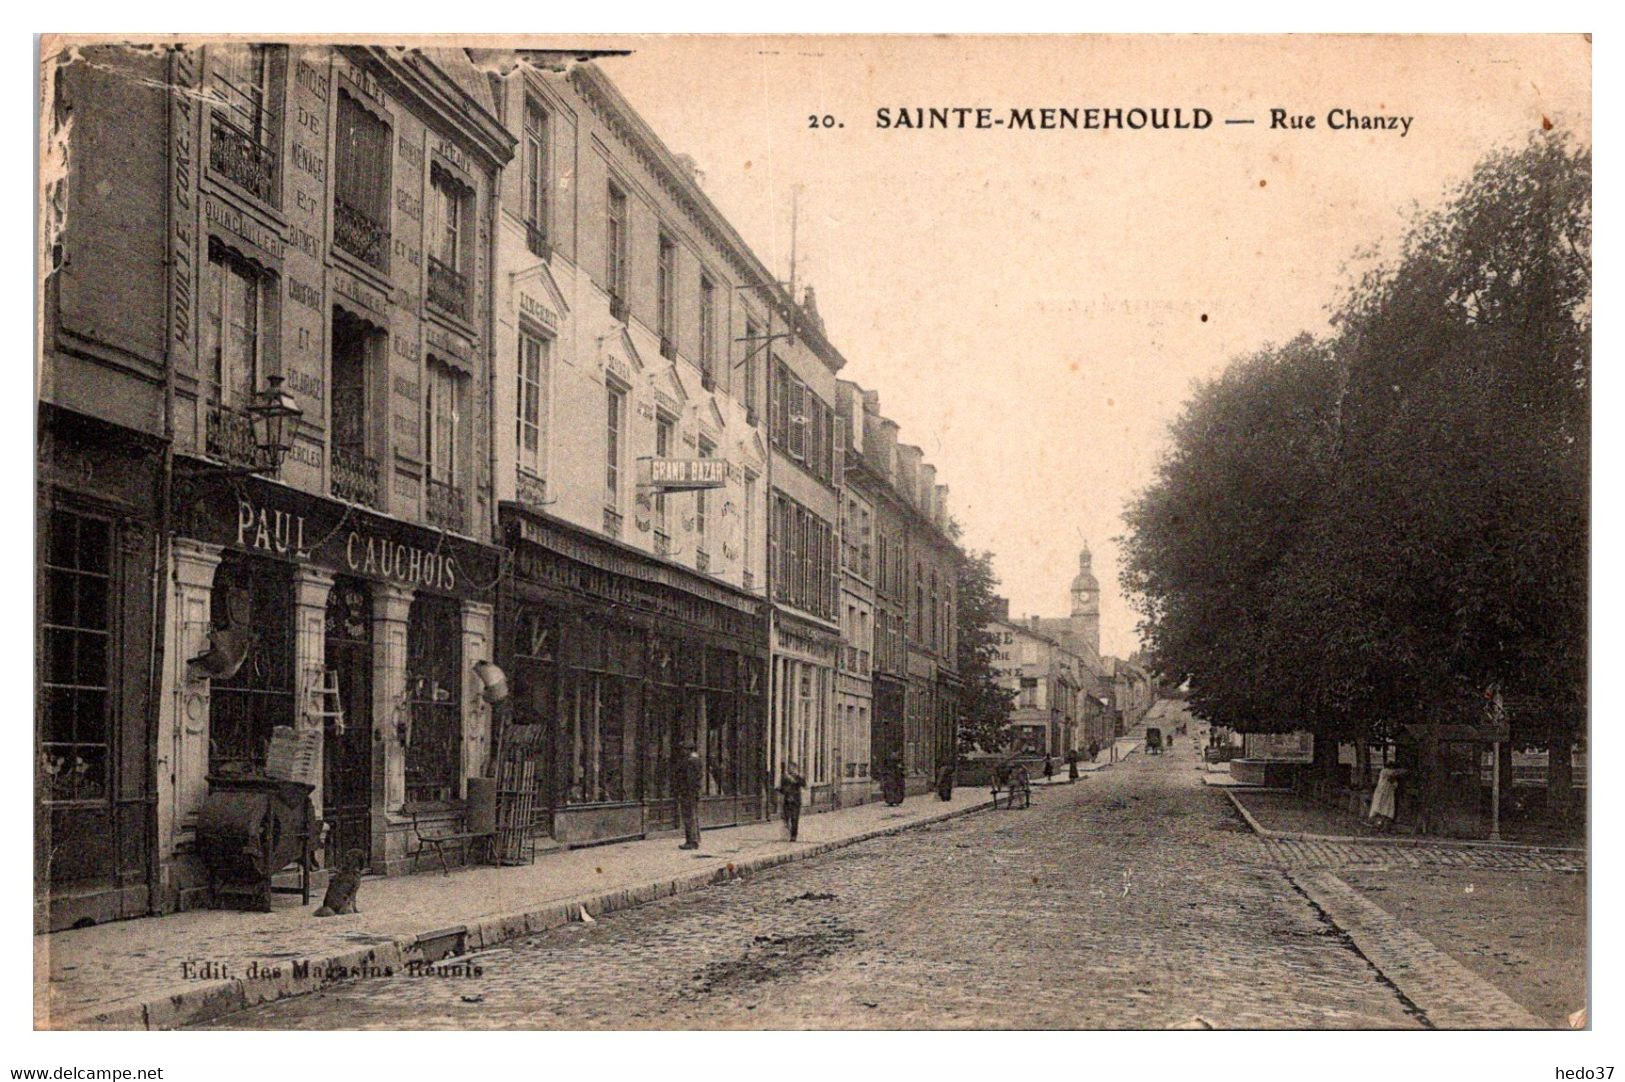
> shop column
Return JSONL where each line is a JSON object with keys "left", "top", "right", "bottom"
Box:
{"left": 292, "top": 567, "right": 335, "bottom": 813}
{"left": 460, "top": 599, "right": 495, "bottom": 793}
{"left": 370, "top": 581, "right": 414, "bottom": 872}
{"left": 159, "top": 537, "right": 222, "bottom": 867}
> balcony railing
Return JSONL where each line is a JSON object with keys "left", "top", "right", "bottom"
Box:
{"left": 425, "top": 478, "right": 467, "bottom": 534}
{"left": 428, "top": 256, "right": 469, "bottom": 320}
{"left": 603, "top": 507, "right": 624, "bottom": 538}
{"left": 525, "top": 220, "right": 550, "bottom": 260}
{"left": 331, "top": 446, "right": 381, "bottom": 509}
{"left": 209, "top": 114, "right": 275, "bottom": 204}
{"left": 334, "top": 197, "right": 389, "bottom": 271}
{"left": 204, "top": 402, "right": 268, "bottom": 470}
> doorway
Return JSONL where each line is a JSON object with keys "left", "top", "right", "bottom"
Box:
{"left": 323, "top": 578, "right": 373, "bottom": 869}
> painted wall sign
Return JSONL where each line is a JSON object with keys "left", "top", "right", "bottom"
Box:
{"left": 519, "top": 292, "right": 559, "bottom": 331}
{"left": 186, "top": 484, "right": 496, "bottom": 599}
{"left": 204, "top": 194, "right": 286, "bottom": 259}
{"left": 333, "top": 270, "right": 386, "bottom": 317}
{"left": 167, "top": 46, "right": 199, "bottom": 376}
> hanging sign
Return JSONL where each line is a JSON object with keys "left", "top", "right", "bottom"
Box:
{"left": 637, "top": 457, "right": 728, "bottom": 491}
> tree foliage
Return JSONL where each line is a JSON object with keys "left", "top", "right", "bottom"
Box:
{"left": 1121, "top": 132, "right": 1589, "bottom": 757}
{"left": 953, "top": 543, "right": 1016, "bottom": 753}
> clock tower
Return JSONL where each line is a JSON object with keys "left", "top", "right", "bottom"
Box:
{"left": 1070, "top": 543, "right": 1101, "bottom": 656}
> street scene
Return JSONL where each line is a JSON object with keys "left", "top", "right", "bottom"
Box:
{"left": 32, "top": 34, "right": 1588, "bottom": 1046}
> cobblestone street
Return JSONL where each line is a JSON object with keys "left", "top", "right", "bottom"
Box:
{"left": 205, "top": 745, "right": 1440, "bottom": 1030}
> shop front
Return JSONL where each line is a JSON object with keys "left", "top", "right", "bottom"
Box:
{"left": 498, "top": 506, "right": 768, "bottom": 848}
{"left": 159, "top": 473, "right": 501, "bottom": 906}
{"left": 36, "top": 407, "right": 164, "bottom": 931}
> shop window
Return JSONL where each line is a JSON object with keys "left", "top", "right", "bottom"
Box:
{"left": 405, "top": 593, "right": 462, "bottom": 803}
{"left": 39, "top": 507, "right": 113, "bottom": 804}
{"left": 561, "top": 622, "right": 642, "bottom": 805}
{"left": 208, "top": 556, "right": 295, "bottom": 774}
{"left": 334, "top": 90, "right": 391, "bottom": 270}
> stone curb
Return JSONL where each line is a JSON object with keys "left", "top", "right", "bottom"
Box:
{"left": 56, "top": 794, "right": 1000, "bottom": 1031}
{"left": 1224, "top": 790, "right": 1586, "bottom": 855}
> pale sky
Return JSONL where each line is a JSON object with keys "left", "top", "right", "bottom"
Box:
{"left": 590, "top": 35, "right": 1590, "bottom": 658}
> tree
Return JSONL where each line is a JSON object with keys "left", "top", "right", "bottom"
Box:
{"left": 1122, "top": 130, "right": 1589, "bottom": 824}
{"left": 953, "top": 544, "right": 1015, "bottom": 754}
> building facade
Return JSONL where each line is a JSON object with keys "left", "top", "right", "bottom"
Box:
{"left": 37, "top": 43, "right": 516, "bottom": 925}
{"left": 988, "top": 609, "right": 1085, "bottom": 758}
{"left": 486, "top": 61, "right": 772, "bottom": 845}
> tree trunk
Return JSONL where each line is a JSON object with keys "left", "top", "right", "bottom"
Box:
{"left": 1497, "top": 741, "right": 1514, "bottom": 820}
{"left": 1547, "top": 737, "right": 1573, "bottom": 821}
{"left": 1355, "top": 739, "right": 1372, "bottom": 789}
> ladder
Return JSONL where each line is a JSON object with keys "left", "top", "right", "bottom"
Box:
{"left": 304, "top": 667, "right": 345, "bottom": 735}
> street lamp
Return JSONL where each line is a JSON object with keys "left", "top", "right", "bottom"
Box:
{"left": 248, "top": 375, "right": 302, "bottom": 473}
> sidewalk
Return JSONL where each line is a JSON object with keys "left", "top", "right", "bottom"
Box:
{"left": 1227, "top": 786, "right": 1585, "bottom": 853}
{"left": 38, "top": 786, "right": 1003, "bottom": 1031}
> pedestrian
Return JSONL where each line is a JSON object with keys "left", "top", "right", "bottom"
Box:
{"left": 778, "top": 761, "right": 806, "bottom": 841}
{"left": 881, "top": 753, "right": 906, "bottom": 806}
{"left": 1067, "top": 749, "right": 1079, "bottom": 782}
{"left": 674, "top": 741, "right": 703, "bottom": 850}
{"left": 1043, "top": 754, "right": 1054, "bottom": 782}
{"left": 1088, "top": 740, "right": 1100, "bottom": 764}
{"left": 935, "top": 761, "right": 955, "bottom": 801}
{"left": 1368, "top": 764, "right": 1407, "bottom": 834}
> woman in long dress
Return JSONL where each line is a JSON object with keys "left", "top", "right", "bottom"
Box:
{"left": 1368, "top": 765, "right": 1407, "bottom": 832}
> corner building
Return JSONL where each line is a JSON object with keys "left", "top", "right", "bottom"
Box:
{"left": 150, "top": 44, "right": 513, "bottom": 904}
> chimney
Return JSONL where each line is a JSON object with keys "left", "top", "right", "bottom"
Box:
{"left": 897, "top": 445, "right": 923, "bottom": 506}
{"left": 921, "top": 463, "right": 937, "bottom": 516}
{"left": 869, "top": 414, "right": 900, "bottom": 480}
{"left": 935, "top": 484, "right": 951, "bottom": 529}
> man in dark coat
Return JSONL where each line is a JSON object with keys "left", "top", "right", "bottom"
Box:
{"left": 674, "top": 742, "right": 703, "bottom": 849}
{"left": 935, "top": 761, "right": 955, "bottom": 801}
{"left": 778, "top": 761, "right": 806, "bottom": 841}
{"left": 1067, "top": 748, "right": 1080, "bottom": 782}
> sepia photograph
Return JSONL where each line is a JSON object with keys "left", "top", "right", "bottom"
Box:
{"left": 30, "top": 31, "right": 1591, "bottom": 1047}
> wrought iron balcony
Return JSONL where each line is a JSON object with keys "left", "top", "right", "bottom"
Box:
{"left": 209, "top": 114, "right": 275, "bottom": 204}
{"left": 204, "top": 402, "right": 268, "bottom": 470}
{"left": 425, "top": 478, "right": 467, "bottom": 534}
{"left": 334, "top": 197, "right": 389, "bottom": 271}
{"left": 525, "top": 220, "right": 550, "bottom": 260}
{"left": 602, "top": 507, "right": 624, "bottom": 538}
{"left": 331, "top": 446, "right": 381, "bottom": 509}
{"left": 428, "top": 256, "right": 469, "bottom": 320}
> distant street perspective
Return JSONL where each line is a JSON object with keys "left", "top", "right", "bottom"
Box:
{"left": 201, "top": 701, "right": 1582, "bottom": 1031}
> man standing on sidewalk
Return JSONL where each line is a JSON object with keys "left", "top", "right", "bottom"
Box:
{"left": 778, "top": 761, "right": 806, "bottom": 841}
{"left": 675, "top": 742, "right": 703, "bottom": 849}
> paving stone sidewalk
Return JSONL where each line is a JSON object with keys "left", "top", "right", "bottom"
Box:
{"left": 36, "top": 786, "right": 1010, "bottom": 1031}
{"left": 1287, "top": 868, "right": 1549, "bottom": 1029}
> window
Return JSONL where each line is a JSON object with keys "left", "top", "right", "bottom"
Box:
{"left": 334, "top": 91, "right": 391, "bottom": 270}
{"left": 743, "top": 319, "right": 761, "bottom": 420}
{"left": 743, "top": 470, "right": 757, "bottom": 588}
{"left": 653, "top": 413, "right": 673, "bottom": 553}
{"left": 695, "top": 436, "right": 714, "bottom": 569}
{"left": 523, "top": 99, "right": 549, "bottom": 253}
{"left": 40, "top": 507, "right": 113, "bottom": 804}
{"left": 209, "top": 44, "right": 276, "bottom": 203}
{"left": 203, "top": 240, "right": 264, "bottom": 409}
{"left": 424, "top": 360, "right": 466, "bottom": 487}
{"left": 605, "top": 382, "right": 625, "bottom": 509}
{"left": 606, "top": 182, "right": 628, "bottom": 315}
{"left": 427, "top": 166, "right": 470, "bottom": 319}
{"left": 331, "top": 308, "right": 383, "bottom": 509}
{"left": 406, "top": 593, "right": 462, "bottom": 803}
{"left": 517, "top": 331, "right": 548, "bottom": 477}
{"left": 208, "top": 556, "right": 294, "bottom": 774}
{"left": 699, "top": 274, "right": 717, "bottom": 385}
{"left": 657, "top": 233, "right": 676, "bottom": 354}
